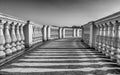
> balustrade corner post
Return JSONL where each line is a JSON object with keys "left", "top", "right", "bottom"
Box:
{"left": 0, "top": 20, "right": 6, "bottom": 58}
{"left": 4, "top": 21, "right": 13, "bottom": 55}
{"left": 62, "top": 28, "right": 65, "bottom": 38}
{"left": 58, "top": 27, "right": 62, "bottom": 39}
{"left": 23, "top": 20, "right": 33, "bottom": 48}
{"left": 42, "top": 25, "right": 47, "bottom": 42}
{"left": 20, "top": 24, "right": 25, "bottom": 49}
{"left": 89, "top": 22, "right": 97, "bottom": 48}
{"left": 73, "top": 28, "right": 76, "bottom": 37}
{"left": 10, "top": 22, "right": 17, "bottom": 52}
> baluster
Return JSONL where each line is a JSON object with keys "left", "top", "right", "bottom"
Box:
{"left": 106, "top": 25, "right": 110, "bottom": 56}
{"left": 104, "top": 24, "right": 108, "bottom": 55}
{"left": 15, "top": 23, "right": 21, "bottom": 51}
{"left": 4, "top": 21, "right": 12, "bottom": 55}
{"left": 10, "top": 22, "right": 17, "bottom": 52}
{"left": 117, "top": 22, "right": 120, "bottom": 64}
{"left": 20, "top": 24, "right": 25, "bottom": 49}
{"left": 98, "top": 25, "right": 103, "bottom": 52}
{"left": 0, "top": 20, "right": 6, "bottom": 58}
{"left": 111, "top": 21, "right": 119, "bottom": 60}
{"left": 104, "top": 23, "right": 109, "bottom": 56}
{"left": 108, "top": 22, "right": 114, "bottom": 59}
{"left": 102, "top": 25, "right": 106, "bottom": 54}
{"left": 107, "top": 22, "right": 113, "bottom": 56}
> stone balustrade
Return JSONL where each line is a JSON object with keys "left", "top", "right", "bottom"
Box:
{"left": 0, "top": 13, "right": 82, "bottom": 60}
{"left": 0, "top": 14, "right": 26, "bottom": 58}
{"left": 81, "top": 11, "right": 120, "bottom": 65}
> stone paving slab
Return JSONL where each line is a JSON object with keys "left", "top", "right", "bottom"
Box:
{"left": 0, "top": 38, "right": 120, "bottom": 75}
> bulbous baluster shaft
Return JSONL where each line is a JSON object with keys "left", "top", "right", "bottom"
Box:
{"left": 15, "top": 23, "right": 21, "bottom": 51}
{"left": 10, "top": 22, "right": 17, "bottom": 52}
{"left": 0, "top": 20, "right": 6, "bottom": 58}
{"left": 4, "top": 22, "right": 12, "bottom": 55}
{"left": 20, "top": 24, "right": 25, "bottom": 49}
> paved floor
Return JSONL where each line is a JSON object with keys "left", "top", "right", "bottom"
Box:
{"left": 0, "top": 38, "right": 120, "bottom": 75}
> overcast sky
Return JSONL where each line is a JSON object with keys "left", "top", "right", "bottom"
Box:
{"left": 0, "top": 0, "right": 120, "bottom": 26}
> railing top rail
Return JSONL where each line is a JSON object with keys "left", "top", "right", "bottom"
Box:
{"left": 95, "top": 11, "right": 120, "bottom": 24}
{"left": 0, "top": 12, "right": 26, "bottom": 24}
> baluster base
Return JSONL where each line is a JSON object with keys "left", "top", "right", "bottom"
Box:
{"left": 4, "top": 48, "right": 12, "bottom": 55}
{"left": 0, "top": 51, "right": 6, "bottom": 58}
{"left": 11, "top": 47, "right": 17, "bottom": 52}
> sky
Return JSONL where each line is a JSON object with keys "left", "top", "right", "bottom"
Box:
{"left": 0, "top": 0, "right": 120, "bottom": 26}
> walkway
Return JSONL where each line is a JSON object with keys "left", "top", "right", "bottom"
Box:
{"left": 0, "top": 38, "right": 120, "bottom": 75}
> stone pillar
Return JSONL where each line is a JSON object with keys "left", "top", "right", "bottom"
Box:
{"left": 73, "top": 28, "right": 76, "bottom": 37}
{"left": 0, "top": 20, "right": 6, "bottom": 58}
{"left": 24, "top": 21, "right": 33, "bottom": 47}
{"left": 4, "top": 22, "right": 12, "bottom": 55}
{"left": 47, "top": 26, "right": 51, "bottom": 40}
{"left": 62, "top": 28, "right": 65, "bottom": 38}
{"left": 111, "top": 21, "right": 119, "bottom": 60}
{"left": 20, "top": 24, "right": 25, "bottom": 49}
{"left": 59, "top": 27, "right": 62, "bottom": 39}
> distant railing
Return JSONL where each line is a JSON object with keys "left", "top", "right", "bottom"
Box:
{"left": 0, "top": 13, "right": 82, "bottom": 59}
{"left": 81, "top": 11, "right": 120, "bottom": 65}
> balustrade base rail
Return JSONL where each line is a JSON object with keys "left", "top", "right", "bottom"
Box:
{"left": 0, "top": 42, "right": 45, "bottom": 67}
